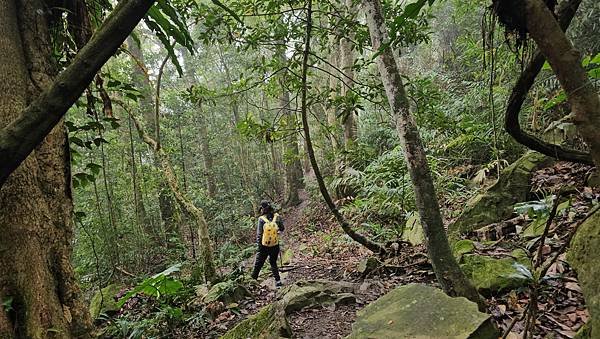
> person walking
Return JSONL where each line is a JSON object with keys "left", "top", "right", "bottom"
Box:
{"left": 251, "top": 200, "right": 284, "bottom": 287}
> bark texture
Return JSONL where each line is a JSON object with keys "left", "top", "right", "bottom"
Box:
{"left": 362, "top": 0, "right": 483, "bottom": 307}
{"left": 326, "top": 34, "right": 341, "bottom": 161}
{"left": 197, "top": 102, "right": 217, "bottom": 198}
{"left": 524, "top": 0, "right": 600, "bottom": 167}
{"left": 0, "top": 1, "right": 92, "bottom": 337}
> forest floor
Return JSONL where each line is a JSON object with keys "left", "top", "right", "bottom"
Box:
{"left": 107, "top": 163, "right": 595, "bottom": 338}
{"left": 197, "top": 162, "right": 594, "bottom": 339}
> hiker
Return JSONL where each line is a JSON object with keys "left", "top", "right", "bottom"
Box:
{"left": 251, "top": 200, "right": 284, "bottom": 287}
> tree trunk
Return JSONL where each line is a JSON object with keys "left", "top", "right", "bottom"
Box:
{"left": 0, "top": 0, "right": 156, "bottom": 189}
{"left": 340, "top": 0, "right": 358, "bottom": 149}
{"left": 327, "top": 33, "right": 341, "bottom": 171}
{"left": 126, "top": 36, "right": 177, "bottom": 242}
{"left": 0, "top": 1, "right": 92, "bottom": 337}
{"left": 362, "top": 0, "right": 483, "bottom": 308}
{"left": 503, "top": 0, "right": 591, "bottom": 164}
{"left": 197, "top": 102, "right": 217, "bottom": 198}
{"left": 524, "top": 0, "right": 600, "bottom": 168}
{"left": 131, "top": 113, "right": 217, "bottom": 283}
{"left": 279, "top": 51, "right": 304, "bottom": 206}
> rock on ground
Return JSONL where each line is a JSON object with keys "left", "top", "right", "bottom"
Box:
{"left": 348, "top": 284, "right": 499, "bottom": 339}
{"left": 459, "top": 250, "right": 532, "bottom": 296}
{"left": 568, "top": 207, "right": 600, "bottom": 338}
{"left": 89, "top": 283, "right": 124, "bottom": 319}
{"left": 448, "top": 151, "right": 553, "bottom": 239}
{"left": 220, "top": 280, "right": 357, "bottom": 339}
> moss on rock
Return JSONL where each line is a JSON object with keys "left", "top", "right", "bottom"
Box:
{"left": 452, "top": 239, "right": 476, "bottom": 260}
{"left": 221, "top": 280, "right": 357, "bottom": 338}
{"left": 220, "top": 303, "right": 291, "bottom": 339}
{"left": 401, "top": 212, "right": 425, "bottom": 245}
{"left": 348, "top": 284, "right": 498, "bottom": 338}
{"left": 448, "top": 151, "right": 553, "bottom": 239}
{"left": 89, "top": 283, "right": 124, "bottom": 319}
{"left": 460, "top": 254, "right": 531, "bottom": 295}
{"left": 568, "top": 208, "right": 600, "bottom": 339}
{"left": 203, "top": 280, "right": 251, "bottom": 304}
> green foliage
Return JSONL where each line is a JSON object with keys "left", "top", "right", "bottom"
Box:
{"left": 145, "top": 1, "right": 195, "bottom": 75}
{"left": 118, "top": 264, "right": 184, "bottom": 308}
{"left": 2, "top": 296, "right": 13, "bottom": 313}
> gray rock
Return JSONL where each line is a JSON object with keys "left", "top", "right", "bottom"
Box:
{"left": 401, "top": 212, "right": 425, "bottom": 245}
{"left": 448, "top": 151, "right": 553, "bottom": 239}
{"left": 357, "top": 256, "right": 381, "bottom": 275}
{"left": 348, "top": 284, "right": 499, "bottom": 339}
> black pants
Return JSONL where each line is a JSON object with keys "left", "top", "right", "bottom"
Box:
{"left": 251, "top": 245, "right": 280, "bottom": 281}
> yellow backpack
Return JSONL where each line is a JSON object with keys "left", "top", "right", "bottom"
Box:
{"left": 260, "top": 213, "right": 279, "bottom": 247}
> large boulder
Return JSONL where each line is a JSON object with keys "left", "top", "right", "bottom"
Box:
{"left": 568, "top": 208, "right": 600, "bottom": 338}
{"left": 459, "top": 250, "right": 532, "bottom": 295}
{"left": 89, "top": 283, "right": 124, "bottom": 319}
{"left": 203, "top": 280, "right": 251, "bottom": 304}
{"left": 348, "top": 284, "right": 498, "bottom": 338}
{"left": 448, "top": 151, "right": 553, "bottom": 239}
{"left": 279, "top": 280, "right": 356, "bottom": 313}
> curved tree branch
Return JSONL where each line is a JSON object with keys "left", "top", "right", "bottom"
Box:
{"left": 504, "top": 0, "right": 592, "bottom": 164}
{"left": 0, "top": 0, "right": 156, "bottom": 188}
{"left": 300, "top": 0, "right": 385, "bottom": 254}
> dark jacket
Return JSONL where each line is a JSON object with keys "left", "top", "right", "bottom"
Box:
{"left": 256, "top": 213, "right": 284, "bottom": 244}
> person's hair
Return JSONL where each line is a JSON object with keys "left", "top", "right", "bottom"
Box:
{"left": 260, "top": 200, "right": 274, "bottom": 215}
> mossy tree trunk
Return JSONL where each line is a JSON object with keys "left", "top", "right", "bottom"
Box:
{"left": 0, "top": 1, "right": 92, "bottom": 337}
{"left": 131, "top": 113, "right": 217, "bottom": 284}
{"left": 362, "top": 0, "right": 484, "bottom": 308}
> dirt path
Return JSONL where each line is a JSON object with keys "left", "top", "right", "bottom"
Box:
{"left": 272, "top": 190, "right": 435, "bottom": 338}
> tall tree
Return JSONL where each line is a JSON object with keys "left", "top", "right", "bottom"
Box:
{"left": 362, "top": 0, "right": 483, "bottom": 307}
{"left": 131, "top": 112, "right": 217, "bottom": 283}
{"left": 326, "top": 33, "right": 342, "bottom": 168}
{"left": 0, "top": 0, "right": 156, "bottom": 336}
{"left": 196, "top": 100, "right": 217, "bottom": 198}
{"left": 0, "top": 1, "right": 95, "bottom": 337}
{"left": 300, "top": 0, "right": 385, "bottom": 254}
{"left": 127, "top": 36, "right": 178, "bottom": 238}
{"left": 0, "top": 0, "right": 155, "bottom": 189}
{"left": 339, "top": 0, "right": 358, "bottom": 149}
{"left": 279, "top": 49, "right": 304, "bottom": 205}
